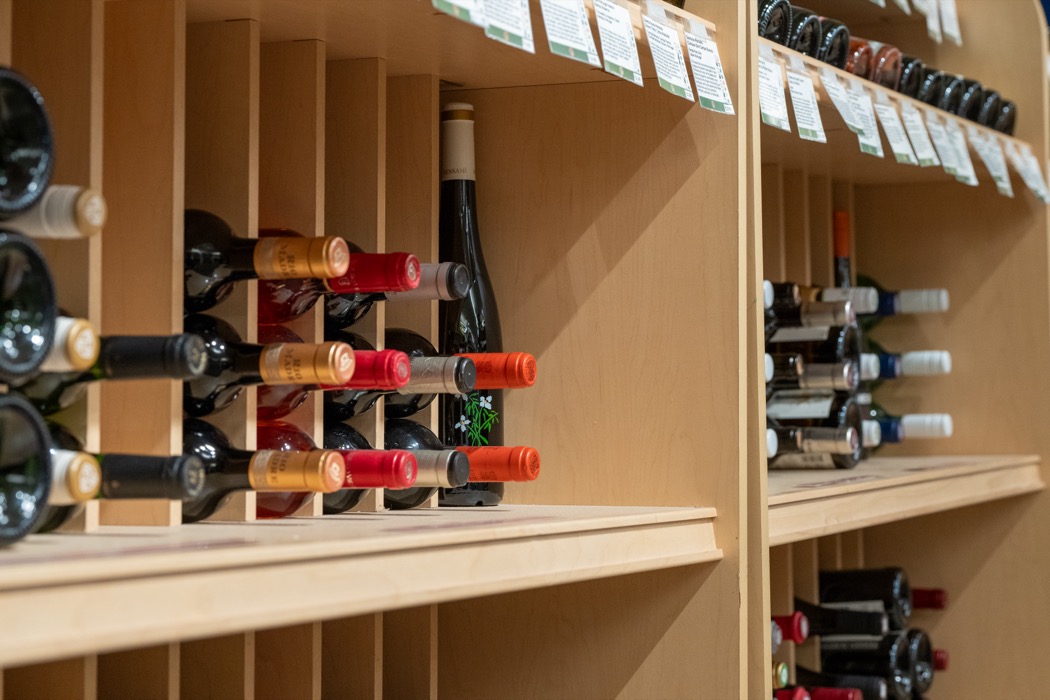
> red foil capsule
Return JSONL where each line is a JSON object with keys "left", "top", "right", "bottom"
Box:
{"left": 456, "top": 351, "right": 537, "bottom": 389}
{"left": 773, "top": 611, "right": 810, "bottom": 644}
{"left": 338, "top": 449, "right": 417, "bottom": 489}
{"left": 456, "top": 445, "right": 541, "bottom": 482}
{"left": 911, "top": 587, "right": 948, "bottom": 609}
{"left": 325, "top": 251, "right": 420, "bottom": 293}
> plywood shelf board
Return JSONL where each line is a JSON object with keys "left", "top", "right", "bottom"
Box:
{"left": 768, "top": 455, "right": 1044, "bottom": 545}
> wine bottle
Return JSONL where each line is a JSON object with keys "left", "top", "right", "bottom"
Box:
{"left": 757, "top": 0, "right": 793, "bottom": 45}
{"left": 0, "top": 393, "right": 52, "bottom": 542}
{"left": 773, "top": 661, "right": 790, "bottom": 689}
{"left": 181, "top": 418, "right": 343, "bottom": 523}
{"left": 773, "top": 610, "right": 810, "bottom": 645}
{"left": 794, "top": 597, "right": 889, "bottom": 637}
{"left": 955, "top": 79, "right": 984, "bottom": 122}
{"left": 816, "top": 16, "right": 850, "bottom": 69}
{"left": 769, "top": 353, "right": 859, "bottom": 393}
{"left": 905, "top": 629, "right": 934, "bottom": 696}
{"left": 323, "top": 260, "right": 471, "bottom": 333}
{"left": 37, "top": 316, "right": 100, "bottom": 374}
{"left": 916, "top": 67, "right": 946, "bottom": 106}
{"left": 766, "top": 302, "right": 856, "bottom": 345}
{"left": 833, "top": 210, "right": 852, "bottom": 288}
{"left": 774, "top": 688, "right": 810, "bottom": 700}
{"left": 0, "top": 68, "right": 54, "bottom": 218}
{"left": 768, "top": 325, "right": 863, "bottom": 370}
{"left": 864, "top": 40, "right": 903, "bottom": 89}
{"left": 768, "top": 424, "right": 861, "bottom": 470}
{"left": 769, "top": 282, "right": 877, "bottom": 316}
{"left": 257, "top": 237, "right": 422, "bottom": 324}
{"left": 975, "top": 87, "right": 1002, "bottom": 128}
{"left": 2, "top": 185, "right": 106, "bottom": 239}
{"left": 771, "top": 617, "right": 784, "bottom": 655}
{"left": 765, "top": 353, "right": 776, "bottom": 385}
{"left": 29, "top": 448, "right": 101, "bottom": 534}
{"left": 801, "top": 688, "right": 863, "bottom": 700}
{"left": 935, "top": 74, "right": 966, "bottom": 115}
{"left": 255, "top": 420, "right": 350, "bottom": 518}
{"left": 846, "top": 38, "right": 873, "bottom": 78}
{"left": 322, "top": 421, "right": 418, "bottom": 514}
{"left": 439, "top": 102, "right": 518, "bottom": 507}
{"left": 183, "top": 314, "right": 354, "bottom": 417}
{"left": 895, "top": 56, "right": 924, "bottom": 98}
{"left": 183, "top": 209, "right": 351, "bottom": 313}
{"left": 820, "top": 567, "right": 912, "bottom": 630}
{"left": 910, "top": 587, "right": 947, "bottom": 610}
{"left": 14, "top": 332, "right": 207, "bottom": 416}
{"left": 858, "top": 344, "right": 952, "bottom": 384}
{"left": 767, "top": 393, "right": 864, "bottom": 468}
{"left": 786, "top": 7, "right": 822, "bottom": 58}
{"left": 855, "top": 275, "right": 949, "bottom": 327}
{"left": 456, "top": 445, "right": 540, "bottom": 483}
{"left": 867, "top": 405, "right": 954, "bottom": 445}
{"left": 821, "top": 632, "right": 914, "bottom": 700}
{"left": 321, "top": 332, "right": 415, "bottom": 422}
{"left": 795, "top": 667, "right": 887, "bottom": 700}
{"left": 0, "top": 230, "right": 57, "bottom": 382}
{"left": 384, "top": 327, "right": 479, "bottom": 418}
{"left": 995, "top": 99, "right": 1017, "bottom": 135}
{"left": 384, "top": 418, "right": 471, "bottom": 510}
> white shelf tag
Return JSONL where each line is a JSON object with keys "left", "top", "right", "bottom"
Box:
{"left": 642, "top": 8, "right": 694, "bottom": 101}
{"left": 911, "top": 0, "right": 942, "bottom": 43}
{"left": 484, "top": 0, "right": 535, "bottom": 53}
{"left": 945, "top": 119, "right": 978, "bottom": 186}
{"left": 846, "top": 81, "right": 884, "bottom": 157}
{"left": 923, "top": 110, "right": 957, "bottom": 175}
{"left": 938, "top": 0, "right": 962, "bottom": 45}
{"left": 867, "top": 0, "right": 886, "bottom": 6}
{"left": 1019, "top": 145, "right": 1050, "bottom": 203}
{"left": 899, "top": 102, "right": 939, "bottom": 167}
{"left": 685, "top": 24, "right": 735, "bottom": 114}
{"left": 433, "top": 0, "right": 487, "bottom": 26}
{"left": 967, "top": 126, "right": 1013, "bottom": 197}
{"left": 785, "top": 57, "right": 824, "bottom": 142}
{"left": 819, "top": 68, "right": 862, "bottom": 134}
{"left": 593, "top": 0, "right": 644, "bottom": 86}
{"left": 873, "top": 94, "right": 917, "bottom": 165}
{"left": 758, "top": 45, "right": 791, "bottom": 132}
{"left": 892, "top": 0, "right": 912, "bottom": 15}
{"left": 538, "top": 0, "right": 601, "bottom": 66}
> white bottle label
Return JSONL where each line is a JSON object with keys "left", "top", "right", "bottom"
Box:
{"left": 484, "top": 0, "right": 535, "bottom": 53}
{"left": 766, "top": 390, "right": 836, "bottom": 420}
{"left": 593, "top": 0, "right": 644, "bottom": 86}
{"left": 899, "top": 102, "right": 940, "bottom": 167}
{"left": 769, "top": 326, "right": 830, "bottom": 343}
{"left": 685, "top": 24, "right": 734, "bottom": 115}
{"left": 873, "top": 94, "right": 917, "bottom": 165}
{"left": 786, "top": 57, "right": 825, "bottom": 143}
{"left": 757, "top": 45, "right": 791, "bottom": 132}
{"left": 642, "top": 9, "right": 694, "bottom": 102}
{"left": 538, "top": 0, "right": 600, "bottom": 66}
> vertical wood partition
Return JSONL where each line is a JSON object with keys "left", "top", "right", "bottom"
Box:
{"left": 383, "top": 607, "right": 436, "bottom": 700}
{"left": 98, "top": 645, "right": 178, "bottom": 700}
{"left": 322, "top": 614, "right": 382, "bottom": 700}
{"left": 0, "top": 0, "right": 10, "bottom": 65}
{"left": 181, "top": 633, "right": 255, "bottom": 700}
{"left": 254, "top": 39, "right": 326, "bottom": 700}
{"left": 5, "top": 656, "right": 97, "bottom": 700}
{"left": 185, "top": 18, "right": 261, "bottom": 521}
{"left": 99, "top": 0, "right": 186, "bottom": 527}
{"left": 791, "top": 540, "right": 820, "bottom": 672}
{"left": 769, "top": 545, "right": 795, "bottom": 677}
{"left": 782, "top": 170, "right": 810, "bottom": 283}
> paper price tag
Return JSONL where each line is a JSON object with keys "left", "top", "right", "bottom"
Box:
{"left": 685, "top": 24, "right": 734, "bottom": 114}
{"left": 967, "top": 126, "right": 1013, "bottom": 197}
{"left": 1020, "top": 145, "right": 1050, "bottom": 202}
{"left": 873, "top": 96, "right": 917, "bottom": 164}
{"left": 433, "top": 0, "right": 487, "bottom": 26}
{"left": 846, "top": 81, "right": 883, "bottom": 157}
{"left": 484, "top": 0, "right": 535, "bottom": 52}
{"left": 867, "top": 0, "right": 886, "bottom": 6}
{"left": 758, "top": 45, "right": 790, "bottom": 132}
{"left": 912, "top": 0, "right": 942, "bottom": 43}
{"left": 899, "top": 102, "right": 939, "bottom": 167}
{"left": 819, "top": 68, "right": 862, "bottom": 133}
{"left": 642, "top": 10, "right": 694, "bottom": 101}
{"left": 945, "top": 119, "right": 978, "bottom": 186}
{"left": 539, "top": 0, "right": 601, "bottom": 66}
{"left": 593, "top": 0, "right": 643, "bottom": 86}
{"left": 786, "top": 58, "right": 824, "bottom": 142}
{"left": 892, "top": 0, "right": 912, "bottom": 14}
{"left": 923, "top": 110, "right": 957, "bottom": 175}
{"left": 939, "top": 0, "right": 961, "bottom": 45}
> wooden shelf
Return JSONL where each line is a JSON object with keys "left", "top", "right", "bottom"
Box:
{"left": 768, "top": 455, "right": 1044, "bottom": 546}
{"left": 0, "top": 504, "right": 718, "bottom": 667}
{"left": 181, "top": 0, "right": 714, "bottom": 90}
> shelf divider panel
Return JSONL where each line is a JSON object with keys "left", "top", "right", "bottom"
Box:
{"left": 98, "top": 644, "right": 178, "bottom": 700}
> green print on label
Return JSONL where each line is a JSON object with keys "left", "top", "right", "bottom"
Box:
{"left": 456, "top": 391, "right": 500, "bottom": 446}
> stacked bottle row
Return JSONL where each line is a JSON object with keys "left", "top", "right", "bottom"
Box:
{"left": 772, "top": 567, "right": 949, "bottom": 700}
{"left": 764, "top": 212, "right": 953, "bottom": 469}
{"left": 756, "top": 0, "right": 1017, "bottom": 134}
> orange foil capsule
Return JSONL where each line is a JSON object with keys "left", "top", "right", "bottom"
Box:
{"left": 456, "top": 445, "right": 540, "bottom": 482}
{"left": 456, "top": 352, "right": 537, "bottom": 389}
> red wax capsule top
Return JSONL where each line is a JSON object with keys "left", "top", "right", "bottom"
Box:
{"left": 809, "top": 688, "right": 862, "bottom": 700}
{"left": 325, "top": 251, "right": 420, "bottom": 294}
{"left": 339, "top": 449, "right": 417, "bottom": 489}
{"left": 774, "top": 688, "right": 809, "bottom": 700}
{"left": 456, "top": 445, "right": 540, "bottom": 483}
{"left": 773, "top": 611, "right": 809, "bottom": 644}
{"left": 933, "top": 649, "right": 949, "bottom": 671}
{"left": 911, "top": 587, "right": 948, "bottom": 610}
{"left": 331, "top": 349, "right": 410, "bottom": 391}
{"left": 833, "top": 211, "right": 850, "bottom": 258}
{"left": 456, "top": 352, "right": 537, "bottom": 389}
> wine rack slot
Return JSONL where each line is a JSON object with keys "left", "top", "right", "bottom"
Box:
{"left": 5, "top": 656, "right": 97, "bottom": 700}
{"left": 781, "top": 170, "right": 811, "bottom": 283}
{"left": 0, "top": 0, "right": 10, "bottom": 65}
{"left": 322, "top": 614, "right": 384, "bottom": 700}
{"left": 762, "top": 164, "right": 788, "bottom": 281}
{"left": 791, "top": 540, "right": 820, "bottom": 673}
{"left": 383, "top": 607, "right": 437, "bottom": 700}
{"left": 180, "top": 633, "right": 255, "bottom": 700}
{"left": 256, "top": 622, "right": 321, "bottom": 700}
{"left": 98, "top": 644, "right": 179, "bottom": 700}
{"left": 806, "top": 175, "right": 833, "bottom": 288}
{"left": 769, "top": 544, "right": 796, "bottom": 675}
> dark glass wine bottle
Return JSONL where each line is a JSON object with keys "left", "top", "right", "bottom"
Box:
{"left": 917, "top": 67, "right": 947, "bottom": 106}
{"left": 384, "top": 418, "right": 471, "bottom": 510}
{"left": 816, "top": 16, "right": 850, "bottom": 69}
{"left": 257, "top": 236, "right": 421, "bottom": 324}
{"left": 905, "top": 629, "right": 934, "bottom": 696}
{"left": 184, "top": 209, "right": 351, "bottom": 313}
{"left": 4, "top": 185, "right": 106, "bottom": 240}
{"left": 975, "top": 87, "right": 1002, "bottom": 127}
{"left": 896, "top": 56, "right": 924, "bottom": 98}
{"left": 323, "top": 261, "right": 471, "bottom": 333}
{"left": 37, "top": 315, "right": 99, "bottom": 374}
{"left": 786, "top": 7, "right": 821, "bottom": 58}
{"left": 384, "top": 327, "right": 478, "bottom": 419}
{"left": 995, "top": 99, "right": 1017, "bottom": 135}
{"left": 0, "top": 393, "right": 51, "bottom": 543}
{"left": 956, "top": 79, "right": 984, "bottom": 122}
{"left": 767, "top": 392, "right": 864, "bottom": 468}
{"left": 770, "top": 281, "right": 877, "bottom": 316}
{"left": 936, "top": 74, "right": 966, "bottom": 115}
{"left": 438, "top": 102, "right": 514, "bottom": 507}
{"left": 0, "top": 68, "right": 54, "bottom": 219}
{"left": 29, "top": 447, "right": 100, "bottom": 534}
{"left": 183, "top": 314, "right": 354, "bottom": 417}
{"left": 796, "top": 667, "right": 886, "bottom": 700}
{"left": 0, "top": 230, "right": 57, "bottom": 382}
{"left": 768, "top": 423, "right": 860, "bottom": 470}
{"left": 821, "top": 632, "right": 914, "bottom": 700}
{"left": 322, "top": 421, "right": 417, "bottom": 514}
{"left": 846, "top": 38, "right": 873, "bottom": 78}
{"left": 255, "top": 420, "right": 349, "bottom": 518}
{"left": 181, "top": 418, "right": 343, "bottom": 523}
{"left": 865, "top": 40, "right": 903, "bottom": 89}
{"left": 757, "top": 0, "right": 793, "bottom": 45}
{"left": 865, "top": 403, "right": 953, "bottom": 445}
{"left": 794, "top": 597, "right": 889, "bottom": 637}
{"left": 772, "top": 610, "right": 810, "bottom": 645}
{"left": 820, "top": 567, "right": 912, "bottom": 630}
{"left": 768, "top": 353, "right": 859, "bottom": 394}
{"left": 768, "top": 324, "right": 863, "bottom": 369}
{"left": 859, "top": 342, "right": 951, "bottom": 385}
{"left": 13, "top": 333, "right": 206, "bottom": 416}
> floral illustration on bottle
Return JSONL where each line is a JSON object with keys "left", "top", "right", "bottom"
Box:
{"left": 457, "top": 391, "right": 499, "bottom": 445}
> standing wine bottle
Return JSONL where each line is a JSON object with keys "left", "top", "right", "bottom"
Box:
{"left": 821, "top": 632, "right": 914, "bottom": 700}
{"left": 0, "top": 230, "right": 57, "bottom": 382}
{"left": 183, "top": 314, "right": 355, "bottom": 417}
{"left": 795, "top": 667, "right": 887, "bottom": 700}
{"left": 322, "top": 421, "right": 418, "bottom": 514}
{"left": 757, "top": 0, "right": 793, "bottom": 45}
{"left": 384, "top": 418, "right": 472, "bottom": 510}
{"left": 13, "top": 332, "right": 207, "bottom": 416}
{"left": 439, "top": 102, "right": 517, "bottom": 507}
{"left": 255, "top": 421, "right": 350, "bottom": 518}
{"left": 0, "top": 393, "right": 52, "bottom": 543}
{"left": 257, "top": 236, "right": 421, "bottom": 324}
{"left": 182, "top": 418, "right": 343, "bottom": 523}
{"left": 820, "top": 567, "right": 912, "bottom": 630}
{"left": 816, "top": 16, "right": 850, "bottom": 69}
{"left": 3, "top": 185, "right": 106, "bottom": 240}
{"left": 786, "top": 7, "right": 822, "bottom": 58}
{"left": 184, "top": 209, "right": 351, "bottom": 313}
{"left": 833, "top": 210, "right": 852, "bottom": 288}
{"left": 0, "top": 68, "right": 54, "bottom": 218}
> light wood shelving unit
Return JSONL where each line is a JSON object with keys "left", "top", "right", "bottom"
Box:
{"left": 1, "top": 0, "right": 1048, "bottom": 698}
